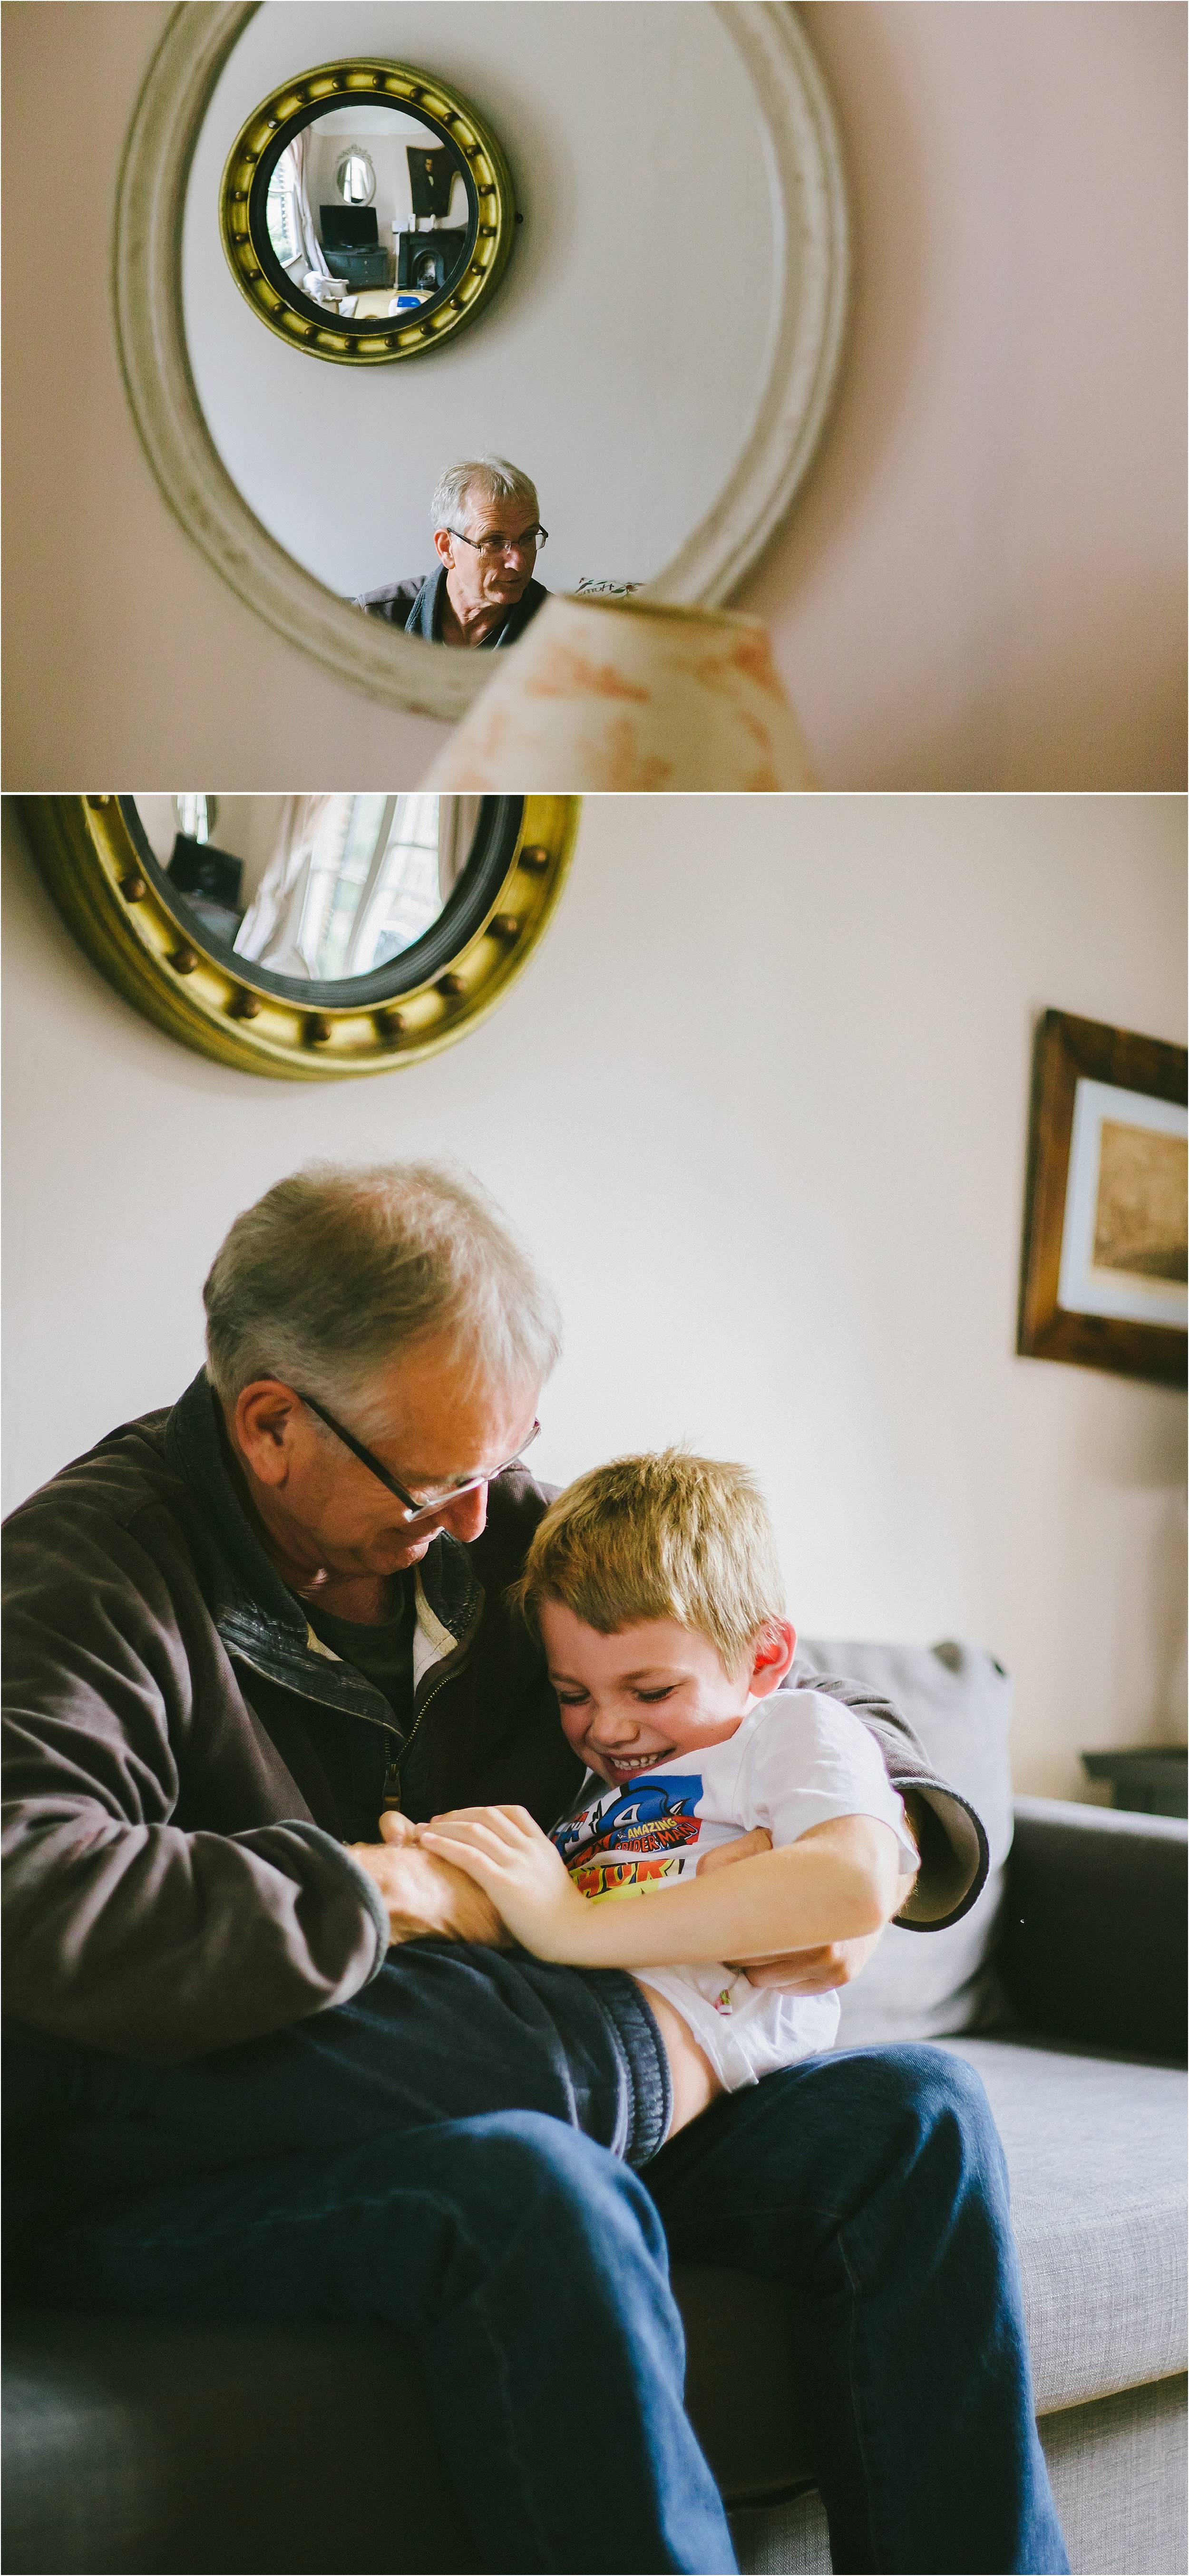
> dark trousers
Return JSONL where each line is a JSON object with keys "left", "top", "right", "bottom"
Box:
{"left": 5, "top": 1947, "right": 1069, "bottom": 2576}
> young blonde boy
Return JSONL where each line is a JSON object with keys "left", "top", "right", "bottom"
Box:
{"left": 420, "top": 1452, "right": 920, "bottom": 2135}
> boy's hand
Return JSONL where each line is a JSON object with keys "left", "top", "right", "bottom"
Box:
{"left": 696, "top": 1826, "right": 887, "bottom": 1992}
{"left": 696, "top": 1827, "right": 774, "bottom": 1878}
{"left": 418, "top": 1805, "right": 592, "bottom": 1961}
{"left": 731, "top": 1930, "right": 885, "bottom": 1991}
{"left": 347, "top": 1810, "right": 511, "bottom": 1949}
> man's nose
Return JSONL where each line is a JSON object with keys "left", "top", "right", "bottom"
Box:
{"left": 439, "top": 1482, "right": 488, "bottom": 1543}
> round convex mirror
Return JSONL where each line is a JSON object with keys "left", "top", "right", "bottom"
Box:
{"left": 222, "top": 61, "right": 516, "bottom": 365}
{"left": 24, "top": 794, "right": 577, "bottom": 1079}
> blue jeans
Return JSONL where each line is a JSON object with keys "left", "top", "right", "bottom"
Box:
{"left": 5, "top": 1947, "right": 1068, "bottom": 2576}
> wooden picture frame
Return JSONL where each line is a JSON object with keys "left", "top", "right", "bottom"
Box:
{"left": 1017, "top": 1010, "right": 1187, "bottom": 1387}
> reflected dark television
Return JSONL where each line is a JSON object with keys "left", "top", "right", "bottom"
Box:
{"left": 319, "top": 206, "right": 379, "bottom": 251}
{"left": 166, "top": 836, "right": 244, "bottom": 945}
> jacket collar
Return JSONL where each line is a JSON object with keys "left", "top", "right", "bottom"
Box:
{"left": 164, "top": 1372, "right": 481, "bottom": 1722}
{"left": 405, "top": 566, "right": 549, "bottom": 649}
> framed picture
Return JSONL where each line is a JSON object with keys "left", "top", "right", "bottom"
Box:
{"left": 1017, "top": 1010, "right": 1187, "bottom": 1387}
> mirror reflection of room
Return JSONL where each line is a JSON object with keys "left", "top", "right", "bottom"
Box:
{"left": 134, "top": 794, "right": 481, "bottom": 983}
{"left": 264, "top": 104, "right": 470, "bottom": 323}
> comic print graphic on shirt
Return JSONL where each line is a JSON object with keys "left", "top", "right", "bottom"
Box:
{"left": 553, "top": 1776, "right": 704, "bottom": 1864}
{"left": 551, "top": 1774, "right": 705, "bottom": 1900}
{"left": 570, "top": 1852, "right": 689, "bottom": 1901}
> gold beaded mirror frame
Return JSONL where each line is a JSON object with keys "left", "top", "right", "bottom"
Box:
{"left": 220, "top": 58, "right": 517, "bottom": 365}
{"left": 22, "top": 795, "right": 576, "bottom": 1080}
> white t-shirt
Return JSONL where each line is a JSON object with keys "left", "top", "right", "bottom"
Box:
{"left": 550, "top": 1690, "right": 918, "bottom": 2094}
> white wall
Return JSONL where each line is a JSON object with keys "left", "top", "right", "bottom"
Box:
{"left": 5, "top": 791, "right": 1184, "bottom": 1797}
{"left": 4, "top": 2, "right": 1184, "bottom": 789}
{"left": 184, "top": 2, "right": 775, "bottom": 599}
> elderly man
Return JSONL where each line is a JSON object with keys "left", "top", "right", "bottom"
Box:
{"left": 356, "top": 455, "right": 549, "bottom": 649}
{"left": 3, "top": 1164, "right": 1067, "bottom": 2576}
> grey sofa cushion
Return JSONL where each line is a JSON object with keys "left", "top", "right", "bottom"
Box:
{"left": 674, "top": 2035, "right": 1188, "bottom": 2509}
{"left": 948, "top": 2038, "right": 1189, "bottom": 2411}
{"left": 728, "top": 2377, "right": 1189, "bottom": 2576}
{"left": 795, "top": 1638, "right": 1014, "bottom": 2042}
{"left": 680, "top": 2035, "right": 1187, "bottom": 2499}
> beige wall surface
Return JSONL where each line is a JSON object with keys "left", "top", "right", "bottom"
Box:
{"left": 4, "top": 791, "right": 1185, "bottom": 1796}
{"left": 3, "top": 2, "right": 1185, "bottom": 791}
{"left": 758, "top": 1, "right": 1189, "bottom": 794}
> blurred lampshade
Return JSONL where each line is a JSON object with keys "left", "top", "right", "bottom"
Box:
{"left": 419, "top": 595, "right": 817, "bottom": 792}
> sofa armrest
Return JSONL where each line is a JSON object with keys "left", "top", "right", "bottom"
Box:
{"left": 999, "top": 1795, "right": 1187, "bottom": 2061}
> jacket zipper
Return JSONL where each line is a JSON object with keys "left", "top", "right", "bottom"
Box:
{"left": 227, "top": 1610, "right": 481, "bottom": 1818}
{"left": 384, "top": 1639, "right": 478, "bottom": 1809}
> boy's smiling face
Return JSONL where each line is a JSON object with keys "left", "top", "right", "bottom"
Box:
{"left": 538, "top": 1601, "right": 796, "bottom": 1786}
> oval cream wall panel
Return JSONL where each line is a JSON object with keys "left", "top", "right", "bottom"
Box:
{"left": 183, "top": 0, "right": 782, "bottom": 600}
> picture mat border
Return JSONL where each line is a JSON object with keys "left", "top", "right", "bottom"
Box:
{"left": 1057, "top": 1080, "right": 1187, "bottom": 1329}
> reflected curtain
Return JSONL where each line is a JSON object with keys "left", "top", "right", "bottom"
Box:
{"left": 233, "top": 795, "right": 342, "bottom": 977}
{"left": 438, "top": 795, "right": 482, "bottom": 894}
{"left": 287, "top": 132, "right": 329, "bottom": 279}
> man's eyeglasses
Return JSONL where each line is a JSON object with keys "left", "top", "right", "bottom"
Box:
{"left": 447, "top": 524, "right": 548, "bottom": 560}
{"left": 297, "top": 1392, "right": 541, "bottom": 1527}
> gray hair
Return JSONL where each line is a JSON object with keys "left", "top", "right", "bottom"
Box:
{"left": 429, "top": 456, "right": 539, "bottom": 535}
{"left": 203, "top": 1162, "right": 561, "bottom": 1430}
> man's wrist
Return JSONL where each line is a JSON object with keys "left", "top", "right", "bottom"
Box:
{"left": 335, "top": 1839, "right": 396, "bottom": 1962}
{"left": 346, "top": 1836, "right": 510, "bottom": 1948}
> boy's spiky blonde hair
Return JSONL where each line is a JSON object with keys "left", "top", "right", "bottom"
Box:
{"left": 514, "top": 1449, "right": 786, "bottom": 1675}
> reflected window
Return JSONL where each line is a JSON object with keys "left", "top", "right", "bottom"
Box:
{"left": 313, "top": 793, "right": 446, "bottom": 978}
{"left": 174, "top": 793, "right": 217, "bottom": 845}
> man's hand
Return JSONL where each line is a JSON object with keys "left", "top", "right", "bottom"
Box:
{"left": 418, "top": 1805, "right": 593, "bottom": 1961}
{"left": 347, "top": 1810, "right": 511, "bottom": 1950}
{"left": 697, "top": 1827, "right": 887, "bottom": 1994}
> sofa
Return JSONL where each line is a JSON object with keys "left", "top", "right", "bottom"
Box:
{"left": 5, "top": 1641, "right": 1186, "bottom": 2576}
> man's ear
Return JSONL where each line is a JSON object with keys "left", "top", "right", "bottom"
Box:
{"left": 432, "top": 528, "right": 454, "bottom": 567}
{"left": 747, "top": 1619, "right": 797, "bottom": 1701}
{"left": 233, "top": 1381, "right": 303, "bottom": 1489}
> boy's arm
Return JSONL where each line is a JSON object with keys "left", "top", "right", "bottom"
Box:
{"left": 418, "top": 1805, "right": 914, "bottom": 1970}
{"left": 698, "top": 1825, "right": 891, "bottom": 1991}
